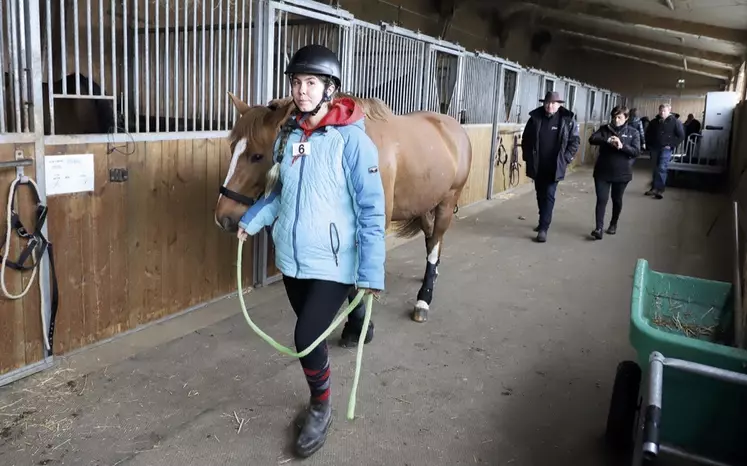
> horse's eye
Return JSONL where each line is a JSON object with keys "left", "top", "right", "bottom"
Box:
{"left": 250, "top": 153, "right": 264, "bottom": 163}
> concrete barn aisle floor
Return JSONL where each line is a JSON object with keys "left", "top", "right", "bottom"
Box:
{"left": 0, "top": 163, "right": 731, "bottom": 466}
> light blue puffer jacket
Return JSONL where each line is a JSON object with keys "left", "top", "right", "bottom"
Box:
{"left": 238, "top": 106, "right": 387, "bottom": 291}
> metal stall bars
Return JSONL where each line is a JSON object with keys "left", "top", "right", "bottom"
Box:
{"left": 1, "top": 0, "right": 40, "bottom": 138}
{"left": 0, "top": 0, "right": 54, "bottom": 386}
{"left": 498, "top": 62, "right": 521, "bottom": 124}
{"left": 42, "top": 0, "right": 117, "bottom": 135}
{"left": 461, "top": 52, "right": 499, "bottom": 126}
{"left": 141, "top": 0, "right": 258, "bottom": 132}
{"left": 42, "top": 0, "right": 260, "bottom": 136}
{"left": 263, "top": 0, "right": 352, "bottom": 103}
{"left": 587, "top": 88, "right": 599, "bottom": 125}
{"left": 423, "top": 41, "right": 465, "bottom": 121}
{"left": 130, "top": 0, "right": 258, "bottom": 133}
{"left": 516, "top": 70, "right": 541, "bottom": 124}
{"left": 347, "top": 20, "right": 426, "bottom": 116}
{"left": 461, "top": 53, "right": 500, "bottom": 199}
{"left": 573, "top": 84, "right": 592, "bottom": 163}
{"left": 364, "top": 23, "right": 468, "bottom": 120}
{"left": 254, "top": 0, "right": 353, "bottom": 287}
{"left": 493, "top": 57, "right": 524, "bottom": 197}
{"left": 369, "top": 22, "right": 465, "bottom": 118}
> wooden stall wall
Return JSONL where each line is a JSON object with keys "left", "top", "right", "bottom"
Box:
{"left": 491, "top": 125, "right": 531, "bottom": 196}
{"left": 459, "top": 125, "right": 493, "bottom": 206}
{"left": 44, "top": 137, "right": 254, "bottom": 354}
{"left": 0, "top": 144, "right": 45, "bottom": 376}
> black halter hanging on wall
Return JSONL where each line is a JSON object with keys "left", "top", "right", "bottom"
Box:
{"left": 0, "top": 176, "right": 59, "bottom": 358}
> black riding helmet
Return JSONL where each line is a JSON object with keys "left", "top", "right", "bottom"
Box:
{"left": 285, "top": 44, "right": 342, "bottom": 115}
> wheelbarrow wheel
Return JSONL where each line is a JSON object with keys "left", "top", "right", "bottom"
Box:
{"left": 605, "top": 360, "right": 642, "bottom": 452}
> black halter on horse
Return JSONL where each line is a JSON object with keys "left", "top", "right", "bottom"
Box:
{"left": 218, "top": 185, "right": 256, "bottom": 208}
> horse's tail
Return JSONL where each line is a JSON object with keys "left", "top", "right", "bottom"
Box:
{"left": 390, "top": 218, "right": 423, "bottom": 239}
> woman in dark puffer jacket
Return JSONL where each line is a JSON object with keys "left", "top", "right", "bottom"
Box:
{"left": 589, "top": 105, "right": 641, "bottom": 239}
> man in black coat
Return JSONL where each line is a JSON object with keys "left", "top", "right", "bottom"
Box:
{"left": 521, "top": 91, "right": 580, "bottom": 243}
{"left": 644, "top": 103, "right": 685, "bottom": 199}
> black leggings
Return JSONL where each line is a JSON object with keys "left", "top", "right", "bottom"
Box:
{"left": 282, "top": 276, "right": 352, "bottom": 371}
{"left": 594, "top": 179, "right": 629, "bottom": 229}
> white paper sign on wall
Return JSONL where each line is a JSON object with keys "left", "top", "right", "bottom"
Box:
{"left": 44, "top": 154, "right": 95, "bottom": 196}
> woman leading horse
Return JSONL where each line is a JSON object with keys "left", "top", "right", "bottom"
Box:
{"left": 234, "top": 44, "right": 386, "bottom": 458}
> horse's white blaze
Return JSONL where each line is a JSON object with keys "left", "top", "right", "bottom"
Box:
{"left": 223, "top": 137, "right": 248, "bottom": 188}
{"left": 427, "top": 241, "right": 440, "bottom": 265}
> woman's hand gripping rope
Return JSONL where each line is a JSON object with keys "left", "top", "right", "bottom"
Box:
{"left": 235, "top": 239, "right": 374, "bottom": 421}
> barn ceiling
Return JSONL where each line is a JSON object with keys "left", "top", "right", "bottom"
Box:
{"left": 455, "top": 0, "right": 747, "bottom": 84}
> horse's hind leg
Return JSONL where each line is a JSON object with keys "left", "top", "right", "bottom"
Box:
{"left": 412, "top": 193, "right": 459, "bottom": 323}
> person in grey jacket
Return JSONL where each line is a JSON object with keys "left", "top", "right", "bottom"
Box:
{"left": 628, "top": 108, "right": 646, "bottom": 151}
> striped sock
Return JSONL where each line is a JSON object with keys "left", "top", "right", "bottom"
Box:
{"left": 303, "top": 358, "right": 331, "bottom": 403}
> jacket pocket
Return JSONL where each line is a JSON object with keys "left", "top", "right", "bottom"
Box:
{"left": 329, "top": 222, "right": 340, "bottom": 267}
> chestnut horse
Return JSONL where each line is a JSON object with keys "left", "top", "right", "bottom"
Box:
{"left": 214, "top": 92, "right": 472, "bottom": 323}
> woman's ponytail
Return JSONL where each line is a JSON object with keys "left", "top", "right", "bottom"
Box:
{"left": 265, "top": 119, "right": 294, "bottom": 197}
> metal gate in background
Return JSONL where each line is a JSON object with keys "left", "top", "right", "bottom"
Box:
{"left": 347, "top": 21, "right": 426, "bottom": 115}
{"left": 423, "top": 43, "right": 464, "bottom": 121}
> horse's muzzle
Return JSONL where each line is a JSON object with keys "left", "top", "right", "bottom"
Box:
{"left": 218, "top": 216, "right": 237, "bottom": 232}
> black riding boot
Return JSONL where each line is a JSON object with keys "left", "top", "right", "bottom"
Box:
{"left": 339, "top": 298, "right": 374, "bottom": 348}
{"left": 295, "top": 398, "right": 333, "bottom": 458}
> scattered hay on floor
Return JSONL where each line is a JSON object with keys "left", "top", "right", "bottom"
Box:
{"left": 0, "top": 363, "right": 86, "bottom": 453}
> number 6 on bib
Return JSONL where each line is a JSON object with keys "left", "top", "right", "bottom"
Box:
{"left": 293, "top": 142, "right": 310, "bottom": 157}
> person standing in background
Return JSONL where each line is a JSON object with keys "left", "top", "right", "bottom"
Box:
{"left": 684, "top": 113, "right": 702, "bottom": 139}
{"left": 644, "top": 103, "right": 684, "bottom": 199}
{"left": 627, "top": 108, "right": 646, "bottom": 152}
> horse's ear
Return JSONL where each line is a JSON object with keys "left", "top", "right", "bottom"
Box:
{"left": 228, "top": 92, "right": 251, "bottom": 116}
{"left": 264, "top": 100, "right": 295, "bottom": 130}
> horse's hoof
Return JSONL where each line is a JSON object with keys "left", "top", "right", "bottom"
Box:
{"left": 412, "top": 301, "right": 429, "bottom": 323}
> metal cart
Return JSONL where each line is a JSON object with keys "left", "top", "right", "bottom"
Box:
{"left": 605, "top": 259, "right": 747, "bottom": 465}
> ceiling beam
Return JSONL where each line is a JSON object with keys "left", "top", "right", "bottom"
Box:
{"left": 432, "top": 0, "right": 458, "bottom": 38}
{"left": 540, "top": 16, "right": 743, "bottom": 63}
{"left": 472, "top": 0, "right": 747, "bottom": 46}
{"left": 555, "top": 29, "right": 737, "bottom": 70}
{"left": 574, "top": 45, "right": 730, "bottom": 81}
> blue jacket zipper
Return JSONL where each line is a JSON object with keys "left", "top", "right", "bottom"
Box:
{"left": 329, "top": 222, "right": 340, "bottom": 267}
{"left": 291, "top": 134, "right": 308, "bottom": 275}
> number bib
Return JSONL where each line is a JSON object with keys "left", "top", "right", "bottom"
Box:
{"left": 292, "top": 142, "right": 310, "bottom": 157}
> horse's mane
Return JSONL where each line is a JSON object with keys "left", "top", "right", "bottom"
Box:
{"left": 229, "top": 92, "right": 392, "bottom": 147}
{"left": 267, "top": 92, "right": 393, "bottom": 122}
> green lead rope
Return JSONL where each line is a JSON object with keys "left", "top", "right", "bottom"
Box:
{"left": 235, "top": 240, "right": 374, "bottom": 420}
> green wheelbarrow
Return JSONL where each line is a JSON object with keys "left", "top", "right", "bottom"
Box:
{"left": 605, "top": 259, "right": 747, "bottom": 465}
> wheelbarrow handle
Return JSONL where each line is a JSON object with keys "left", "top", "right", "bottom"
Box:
{"left": 642, "top": 352, "right": 665, "bottom": 459}
{"left": 642, "top": 404, "right": 661, "bottom": 460}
